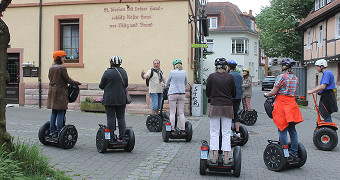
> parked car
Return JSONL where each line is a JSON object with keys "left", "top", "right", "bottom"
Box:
{"left": 262, "top": 76, "right": 276, "bottom": 91}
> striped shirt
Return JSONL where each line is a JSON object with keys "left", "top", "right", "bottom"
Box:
{"left": 274, "top": 72, "right": 299, "bottom": 97}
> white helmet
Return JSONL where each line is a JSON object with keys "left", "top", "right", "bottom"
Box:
{"left": 110, "top": 56, "right": 122, "bottom": 65}
{"left": 315, "top": 59, "right": 327, "bottom": 67}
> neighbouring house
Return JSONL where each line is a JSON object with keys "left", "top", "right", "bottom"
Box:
{"left": 203, "top": 2, "right": 260, "bottom": 85}
{"left": 296, "top": 0, "right": 340, "bottom": 109}
{"left": 4, "top": 0, "right": 198, "bottom": 115}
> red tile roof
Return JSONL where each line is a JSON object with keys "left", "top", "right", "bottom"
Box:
{"left": 206, "top": 2, "right": 256, "bottom": 33}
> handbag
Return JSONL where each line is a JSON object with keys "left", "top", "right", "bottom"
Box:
{"left": 68, "top": 85, "right": 79, "bottom": 103}
{"left": 115, "top": 68, "right": 131, "bottom": 104}
{"left": 264, "top": 97, "right": 275, "bottom": 119}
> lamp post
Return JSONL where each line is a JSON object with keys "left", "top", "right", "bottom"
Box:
{"left": 199, "top": 0, "right": 207, "bottom": 116}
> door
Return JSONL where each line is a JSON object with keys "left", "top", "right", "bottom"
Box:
{"left": 6, "top": 53, "right": 20, "bottom": 104}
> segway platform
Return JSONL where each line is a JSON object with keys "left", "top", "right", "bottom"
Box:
{"left": 162, "top": 121, "right": 193, "bottom": 142}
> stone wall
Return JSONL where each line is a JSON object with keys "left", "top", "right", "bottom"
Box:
{"left": 23, "top": 83, "right": 192, "bottom": 115}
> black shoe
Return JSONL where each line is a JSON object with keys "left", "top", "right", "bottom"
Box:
{"left": 50, "top": 132, "right": 58, "bottom": 139}
{"left": 180, "top": 130, "right": 186, "bottom": 135}
{"left": 287, "top": 153, "right": 300, "bottom": 163}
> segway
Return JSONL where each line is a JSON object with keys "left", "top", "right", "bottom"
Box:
{"left": 238, "top": 100, "right": 257, "bottom": 126}
{"left": 200, "top": 119, "right": 242, "bottom": 177}
{"left": 38, "top": 85, "right": 79, "bottom": 149}
{"left": 311, "top": 93, "right": 338, "bottom": 151}
{"left": 162, "top": 109, "right": 193, "bottom": 142}
{"left": 38, "top": 110, "right": 78, "bottom": 149}
{"left": 96, "top": 124, "right": 135, "bottom": 153}
{"left": 146, "top": 89, "right": 169, "bottom": 132}
{"left": 231, "top": 123, "right": 248, "bottom": 146}
{"left": 263, "top": 140, "right": 307, "bottom": 171}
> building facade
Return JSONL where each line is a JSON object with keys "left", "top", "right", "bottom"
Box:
{"left": 4, "top": 0, "right": 197, "bottom": 114}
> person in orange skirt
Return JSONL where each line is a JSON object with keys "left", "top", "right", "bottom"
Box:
{"left": 264, "top": 58, "right": 304, "bottom": 163}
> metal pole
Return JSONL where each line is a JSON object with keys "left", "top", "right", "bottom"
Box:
{"left": 38, "top": 0, "right": 42, "bottom": 108}
{"left": 200, "top": 10, "right": 204, "bottom": 117}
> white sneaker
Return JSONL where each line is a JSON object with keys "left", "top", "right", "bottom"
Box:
{"left": 235, "top": 133, "right": 241, "bottom": 138}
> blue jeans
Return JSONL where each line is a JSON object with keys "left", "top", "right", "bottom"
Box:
{"left": 150, "top": 93, "right": 162, "bottom": 110}
{"left": 105, "top": 105, "right": 126, "bottom": 139}
{"left": 50, "top": 109, "right": 65, "bottom": 135}
{"left": 279, "top": 122, "right": 298, "bottom": 155}
{"left": 324, "top": 115, "right": 332, "bottom": 122}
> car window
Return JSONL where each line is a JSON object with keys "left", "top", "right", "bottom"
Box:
{"left": 264, "top": 77, "right": 276, "bottom": 81}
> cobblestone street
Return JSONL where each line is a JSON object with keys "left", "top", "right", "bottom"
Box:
{"left": 6, "top": 86, "right": 340, "bottom": 179}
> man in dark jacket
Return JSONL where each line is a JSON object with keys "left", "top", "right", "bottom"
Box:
{"left": 47, "top": 50, "right": 81, "bottom": 138}
{"left": 99, "top": 56, "right": 128, "bottom": 140}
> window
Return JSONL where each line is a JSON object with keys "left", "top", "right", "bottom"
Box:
{"left": 231, "top": 38, "right": 249, "bottom": 54}
{"left": 307, "top": 28, "right": 311, "bottom": 50}
{"left": 318, "top": 23, "right": 323, "bottom": 47}
{"left": 336, "top": 13, "right": 340, "bottom": 38}
{"left": 206, "top": 39, "right": 214, "bottom": 52}
{"left": 254, "top": 42, "right": 257, "bottom": 55}
{"left": 208, "top": 17, "right": 217, "bottom": 29}
{"left": 251, "top": 20, "right": 255, "bottom": 31}
{"left": 54, "top": 14, "right": 83, "bottom": 67}
{"left": 327, "top": 0, "right": 332, "bottom": 4}
{"left": 320, "top": 0, "right": 325, "bottom": 7}
{"left": 315, "top": 0, "right": 319, "bottom": 11}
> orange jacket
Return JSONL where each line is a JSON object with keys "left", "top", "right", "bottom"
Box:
{"left": 272, "top": 95, "right": 304, "bottom": 131}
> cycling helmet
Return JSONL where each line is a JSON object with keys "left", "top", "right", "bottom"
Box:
{"left": 214, "top": 58, "right": 227, "bottom": 66}
{"left": 242, "top": 68, "right": 250, "bottom": 72}
{"left": 53, "top": 50, "right": 67, "bottom": 60}
{"left": 281, "top": 58, "right": 296, "bottom": 68}
{"left": 315, "top": 59, "right": 327, "bottom": 67}
{"left": 110, "top": 56, "right": 122, "bottom": 65}
{"left": 227, "top": 59, "right": 237, "bottom": 67}
{"left": 173, "top": 58, "right": 182, "bottom": 65}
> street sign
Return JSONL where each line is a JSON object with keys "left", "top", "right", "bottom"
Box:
{"left": 191, "top": 44, "right": 208, "bottom": 48}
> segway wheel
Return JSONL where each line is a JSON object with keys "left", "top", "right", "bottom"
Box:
{"left": 185, "top": 121, "right": 193, "bottom": 142}
{"left": 162, "top": 123, "right": 170, "bottom": 142}
{"left": 289, "top": 142, "right": 307, "bottom": 168}
{"left": 38, "top": 121, "right": 51, "bottom": 145}
{"left": 263, "top": 142, "right": 287, "bottom": 171}
{"left": 238, "top": 124, "right": 249, "bottom": 146}
{"left": 242, "top": 110, "right": 257, "bottom": 126}
{"left": 199, "top": 159, "right": 207, "bottom": 175}
{"left": 233, "top": 146, "right": 242, "bottom": 177}
{"left": 124, "top": 128, "right": 135, "bottom": 152}
{"left": 313, "top": 127, "right": 338, "bottom": 151}
{"left": 146, "top": 115, "right": 162, "bottom": 132}
{"left": 59, "top": 125, "right": 78, "bottom": 149}
{"left": 96, "top": 128, "right": 108, "bottom": 153}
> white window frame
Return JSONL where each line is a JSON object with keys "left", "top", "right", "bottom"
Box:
{"left": 306, "top": 28, "right": 311, "bottom": 50}
{"left": 206, "top": 39, "right": 214, "bottom": 52}
{"left": 209, "top": 17, "right": 217, "bottom": 29}
{"left": 327, "top": 0, "right": 332, "bottom": 4}
{"left": 320, "top": 0, "right": 325, "bottom": 7}
{"left": 336, "top": 13, "right": 340, "bottom": 39}
{"left": 318, "top": 23, "right": 323, "bottom": 47}
{"left": 231, "top": 38, "right": 249, "bottom": 54}
{"left": 315, "top": 0, "right": 320, "bottom": 11}
{"left": 254, "top": 42, "right": 258, "bottom": 55}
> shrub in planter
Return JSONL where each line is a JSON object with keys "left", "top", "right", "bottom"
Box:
{"left": 80, "top": 97, "right": 105, "bottom": 112}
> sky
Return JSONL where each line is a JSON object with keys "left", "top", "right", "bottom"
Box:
{"left": 207, "top": 0, "right": 271, "bottom": 16}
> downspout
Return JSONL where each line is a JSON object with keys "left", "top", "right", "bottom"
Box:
{"left": 38, "top": 0, "right": 42, "bottom": 108}
{"left": 325, "top": 19, "right": 328, "bottom": 57}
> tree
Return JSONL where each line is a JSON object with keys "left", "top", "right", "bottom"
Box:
{"left": 256, "top": 0, "right": 314, "bottom": 61}
{"left": 0, "top": 0, "right": 12, "bottom": 151}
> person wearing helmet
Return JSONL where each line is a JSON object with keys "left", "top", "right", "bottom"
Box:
{"left": 99, "top": 56, "right": 128, "bottom": 141}
{"left": 164, "top": 58, "right": 188, "bottom": 134}
{"left": 141, "top": 59, "right": 165, "bottom": 115}
{"left": 47, "top": 50, "right": 81, "bottom": 138}
{"left": 227, "top": 59, "right": 242, "bottom": 138}
{"left": 264, "top": 58, "right": 304, "bottom": 163}
{"left": 242, "top": 68, "right": 252, "bottom": 111}
{"left": 308, "top": 59, "right": 338, "bottom": 122}
{"left": 206, "top": 58, "right": 236, "bottom": 165}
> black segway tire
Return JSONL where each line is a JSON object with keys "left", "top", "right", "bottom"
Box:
{"left": 238, "top": 124, "right": 249, "bottom": 146}
{"left": 313, "top": 127, "right": 338, "bottom": 151}
{"left": 241, "top": 110, "right": 257, "bottom": 126}
{"left": 124, "top": 128, "right": 135, "bottom": 152}
{"left": 233, "top": 146, "right": 242, "bottom": 177}
{"left": 199, "top": 159, "right": 207, "bottom": 175}
{"left": 146, "top": 115, "right": 162, "bottom": 132}
{"left": 96, "top": 127, "right": 108, "bottom": 153}
{"left": 59, "top": 125, "right": 78, "bottom": 149}
{"left": 38, "top": 121, "right": 51, "bottom": 145}
{"left": 162, "top": 122, "right": 170, "bottom": 142}
{"left": 185, "top": 121, "right": 193, "bottom": 142}
{"left": 289, "top": 142, "right": 307, "bottom": 168}
{"left": 263, "top": 142, "right": 287, "bottom": 171}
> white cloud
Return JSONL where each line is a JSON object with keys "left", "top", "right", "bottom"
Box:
{"left": 207, "top": 0, "right": 270, "bottom": 16}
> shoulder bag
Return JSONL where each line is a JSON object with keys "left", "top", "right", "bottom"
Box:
{"left": 115, "top": 68, "right": 132, "bottom": 104}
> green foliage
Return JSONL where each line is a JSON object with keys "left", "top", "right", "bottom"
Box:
{"left": 0, "top": 139, "right": 71, "bottom": 180}
{"left": 80, "top": 102, "right": 106, "bottom": 112}
{"left": 256, "top": 0, "right": 314, "bottom": 61}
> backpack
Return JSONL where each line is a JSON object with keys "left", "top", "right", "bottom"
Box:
{"left": 146, "top": 69, "right": 154, "bottom": 87}
{"left": 68, "top": 85, "right": 80, "bottom": 103}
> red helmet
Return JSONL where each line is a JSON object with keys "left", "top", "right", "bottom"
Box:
{"left": 53, "top": 50, "right": 67, "bottom": 60}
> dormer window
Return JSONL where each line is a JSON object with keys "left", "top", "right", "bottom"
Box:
{"left": 208, "top": 17, "right": 217, "bottom": 29}
{"left": 315, "top": 0, "right": 319, "bottom": 11}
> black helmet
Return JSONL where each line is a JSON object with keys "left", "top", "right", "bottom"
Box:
{"left": 214, "top": 58, "right": 227, "bottom": 67}
{"left": 281, "top": 58, "right": 296, "bottom": 68}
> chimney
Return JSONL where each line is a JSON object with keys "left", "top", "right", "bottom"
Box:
{"left": 249, "top": 10, "right": 253, "bottom": 17}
